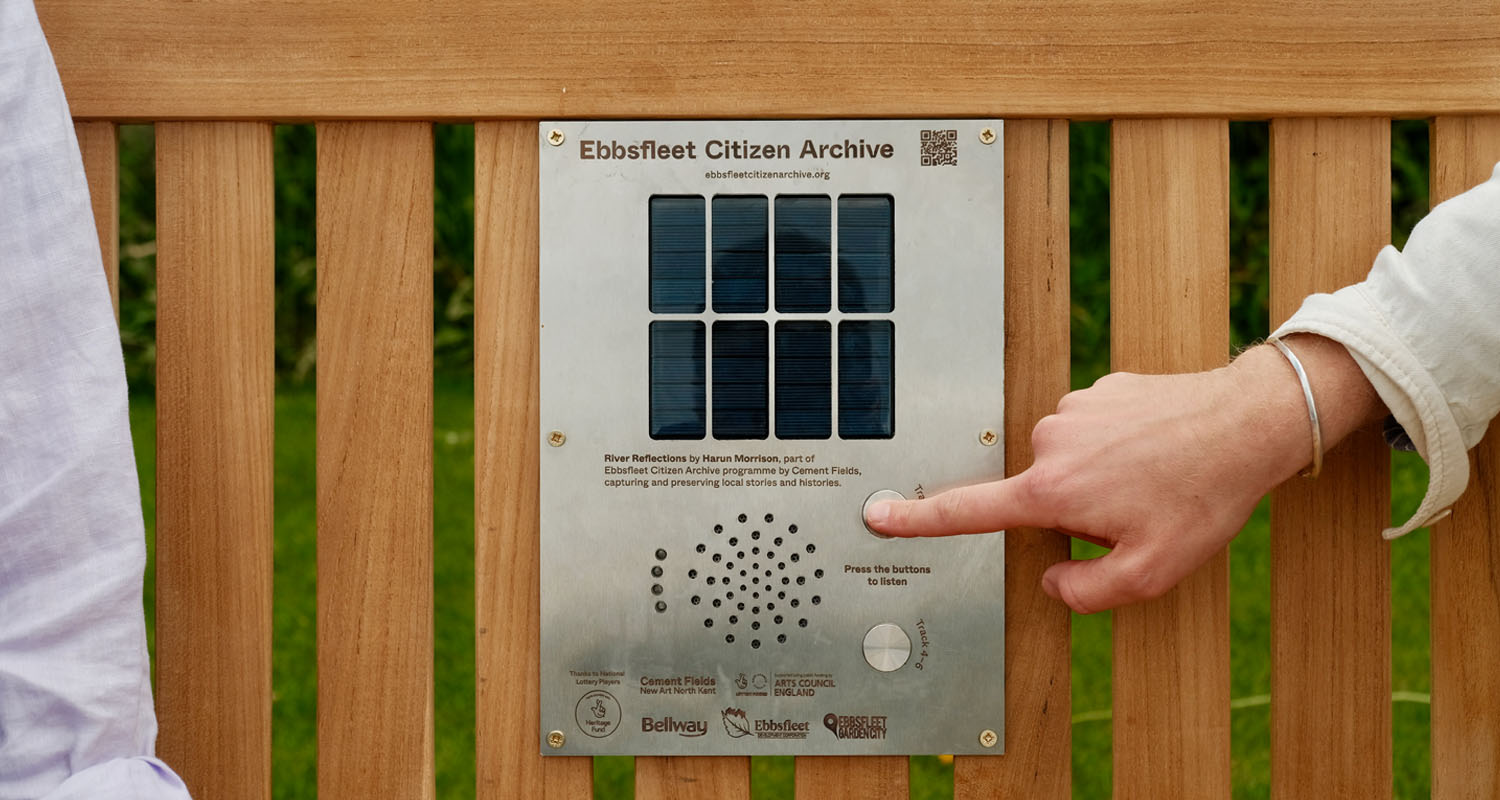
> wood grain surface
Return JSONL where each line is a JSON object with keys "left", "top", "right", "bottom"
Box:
{"left": 638, "top": 756, "right": 751, "bottom": 800}
{"left": 315, "top": 121, "right": 436, "bottom": 800}
{"left": 474, "top": 121, "right": 593, "bottom": 799}
{"left": 1109, "top": 118, "right": 1232, "bottom": 800}
{"left": 1428, "top": 115, "right": 1500, "bottom": 800}
{"left": 35, "top": 0, "right": 1500, "bottom": 120}
{"left": 154, "top": 122, "right": 275, "bottom": 800}
{"left": 1268, "top": 117, "right": 1392, "bottom": 800}
{"left": 954, "top": 118, "right": 1071, "bottom": 800}
{"left": 795, "top": 756, "right": 908, "bottom": 799}
{"left": 73, "top": 121, "right": 117, "bottom": 316}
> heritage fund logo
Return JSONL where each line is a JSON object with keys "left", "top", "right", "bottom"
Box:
{"left": 575, "top": 691, "right": 622, "bottom": 738}
{"left": 822, "top": 712, "right": 889, "bottom": 740}
{"left": 721, "top": 708, "right": 811, "bottom": 741}
{"left": 641, "top": 716, "right": 708, "bottom": 738}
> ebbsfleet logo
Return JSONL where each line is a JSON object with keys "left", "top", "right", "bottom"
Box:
{"left": 720, "top": 707, "right": 810, "bottom": 740}
{"left": 822, "top": 712, "right": 890, "bottom": 740}
{"left": 641, "top": 716, "right": 708, "bottom": 738}
{"left": 753, "top": 718, "right": 811, "bottom": 740}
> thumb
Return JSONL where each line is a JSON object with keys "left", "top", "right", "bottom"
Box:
{"left": 1041, "top": 550, "right": 1163, "bottom": 614}
{"left": 864, "top": 475, "right": 1049, "bottom": 537}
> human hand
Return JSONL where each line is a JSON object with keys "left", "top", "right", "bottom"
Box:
{"left": 863, "top": 335, "right": 1385, "bottom": 613}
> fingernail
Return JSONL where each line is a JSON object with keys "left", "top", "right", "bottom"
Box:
{"left": 865, "top": 501, "right": 891, "bottom": 527}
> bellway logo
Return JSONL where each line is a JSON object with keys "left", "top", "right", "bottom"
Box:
{"left": 642, "top": 716, "right": 708, "bottom": 737}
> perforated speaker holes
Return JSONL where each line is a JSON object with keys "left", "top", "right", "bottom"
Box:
{"left": 670, "top": 512, "right": 824, "bottom": 648}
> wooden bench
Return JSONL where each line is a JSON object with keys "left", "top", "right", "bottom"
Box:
{"left": 38, "top": 1, "right": 1500, "bottom": 796}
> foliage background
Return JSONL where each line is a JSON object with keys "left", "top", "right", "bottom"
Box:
{"left": 116, "top": 121, "right": 1435, "bottom": 798}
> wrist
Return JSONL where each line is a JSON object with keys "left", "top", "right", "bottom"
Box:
{"left": 1228, "top": 334, "right": 1388, "bottom": 486}
{"left": 1227, "top": 343, "right": 1319, "bottom": 487}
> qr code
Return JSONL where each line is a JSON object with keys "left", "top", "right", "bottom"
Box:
{"left": 920, "top": 129, "right": 958, "bottom": 166}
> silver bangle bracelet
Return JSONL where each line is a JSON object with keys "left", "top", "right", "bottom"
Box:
{"left": 1269, "top": 337, "right": 1323, "bottom": 479}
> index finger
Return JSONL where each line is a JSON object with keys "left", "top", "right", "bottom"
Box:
{"left": 864, "top": 474, "right": 1049, "bottom": 537}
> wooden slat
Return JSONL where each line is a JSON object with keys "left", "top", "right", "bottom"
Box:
{"left": 795, "top": 757, "right": 907, "bottom": 799}
{"left": 1429, "top": 115, "right": 1500, "bottom": 800}
{"left": 154, "top": 121, "right": 274, "bottom": 800}
{"left": 474, "top": 121, "right": 592, "bottom": 798}
{"left": 316, "top": 121, "right": 435, "bottom": 800}
{"left": 955, "top": 118, "right": 1071, "bottom": 800}
{"left": 35, "top": 0, "right": 1500, "bottom": 120}
{"left": 1109, "top": 118, "right": 1232, "bottom": 799}
{"left": 1268, "top": 117, "right": 1392, "bottom": 799}
{"left": 639, "top": 757, "right": 750, "bottom": 799}
{"left": 74, "top": 120, "right": 118, "bottom": 318}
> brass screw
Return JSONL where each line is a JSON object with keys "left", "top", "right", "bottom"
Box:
{"left": 979, "top": 429, "right": 998, "bottom": 446}
{"left": 547, "top": 730, "right": 566, "bottom": 749}
{"left": 979, "top": 728, "right": 998, "bottom": 748}
{"left": 978, "top": 127, "right": 997, "bottom": 145}
{"left": 548, "top": 430, "right": 567, "bottom": 447}
{"left": 547, "top": 129, "right": 566, "bottom": 147}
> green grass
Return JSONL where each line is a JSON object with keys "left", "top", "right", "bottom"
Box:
{"left": 130, "top": 388, "right": 1435, "bottom": 798}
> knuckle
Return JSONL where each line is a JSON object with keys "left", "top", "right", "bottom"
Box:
{"left": 1030, "top": 413, "right": 1065, "bottom": 451}
{"left": 1018, "top": 465, "right": 1068, "bottom": 521}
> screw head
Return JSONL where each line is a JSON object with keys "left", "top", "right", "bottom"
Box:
{"left": 547, "top": 129, "right": 566, "bottom": 146}
{"left": 547, "top": 730, "right": 566, "bottom": 749}
{"left": 978, "top": 127, "right": 997, "bottom": 145}
{"left": 979, "top": 728, "right": 998, "bottom": 748}
{"left": 548, "top": 430, "right": 567, "bottom": 447}
{"left": 979, "top": 429, "right": 998, "bottom": 446}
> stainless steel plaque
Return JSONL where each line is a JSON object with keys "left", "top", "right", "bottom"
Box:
{"left": 539, "top": 120, "right": 1005, "bottom": 756}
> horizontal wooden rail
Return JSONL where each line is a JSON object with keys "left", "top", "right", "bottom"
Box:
{"left": 37, "top": 0, "right": 1500, "bottom": 120}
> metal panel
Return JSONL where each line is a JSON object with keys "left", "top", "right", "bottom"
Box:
{"left": 538, "top": 119, "right": 1005, "bottom": 756}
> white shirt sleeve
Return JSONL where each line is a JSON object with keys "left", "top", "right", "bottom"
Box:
{"left": 1273, "top": 161, "right": 1500, "bottom": 538}
{"left": 0, "top": 1, "right": 191, "bottom": 797}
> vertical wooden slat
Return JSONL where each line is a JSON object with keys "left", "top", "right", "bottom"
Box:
{"left": 1268, "top": 117, "right": 1392, "bottom": 800}
{"left": 1429, "top": 115, "right": 1500, "bottom": 800}
{"left": 954, "top": 118, "right": 1071, "bottom": 800}
{"left": 474, "top": 121, "right": 592, "bottom": 798}
{"left": 74, "top": 120, "right": 119, "bottom": 318}
{"left": 154, "top": 121, "right": 274, "bottom": 800}
{"left": 316, "top": 121, "right": 435, "bottom": 799}
{"left": 1109, "top": 118, "right": 1232, "bottom": 799}
{"left": 794, "top": 757, "right": 907, "bottom": 799}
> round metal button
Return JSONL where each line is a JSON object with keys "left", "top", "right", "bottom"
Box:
{"left": 862, "top": 623, "right": 912, "bottom": 672}
{"left": 861, "top": 489, "right": 906, "bottom": 539}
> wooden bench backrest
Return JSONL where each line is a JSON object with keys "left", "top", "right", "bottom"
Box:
{"left": 39, "top": 1, "right": 1500, "bottom": 797}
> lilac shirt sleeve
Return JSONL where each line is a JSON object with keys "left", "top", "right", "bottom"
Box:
{"left": 0, "top": 2, "right": 191, "bottom": 797}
